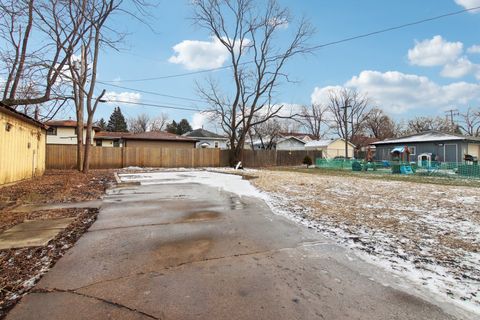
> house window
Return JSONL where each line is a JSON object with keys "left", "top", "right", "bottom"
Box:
{"left": 113, "top": 140, "right": 120, "bottom": 147}
{"left": 47, "top": 127, "right": 57, "bottom": 135}
{"left": 408, "top": 146, "right": 416, "bottom": 155}
{"left": 214, "top": 141, "right": 219, "bottom": 148}
{"left": 95, "top": 140, "right": 102, "bottom": 147}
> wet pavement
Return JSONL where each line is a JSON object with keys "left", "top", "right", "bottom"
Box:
{"left": 6, "top": 172, "right": 465, "bottom": 319}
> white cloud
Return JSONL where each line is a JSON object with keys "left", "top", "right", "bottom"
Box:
{"left": 311, "top": 70, "right": 480, "bottom": 114}
{"left": 467, "top": 44, "right": 480, "bottom": 53}
{"left": 169, "top": 37, "right": 250, "bottom": 71}
{"left": 104, "top": 91, "right": 141, "bottom": 104}
{"left": 441, "top": 57, "right": 479, "bottom": 78}
{"left": 192, "top": 112, "right": 208, "bottom": 129}
{"left": 454, "top": 0, "right": 480, "bottom": 12}
{"left": 408, "top": 35, "right": 463, "bottom": 67}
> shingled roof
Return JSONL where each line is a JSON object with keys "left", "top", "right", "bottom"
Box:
{"left": 183, "top": 128, "right": 227, "bottom": 139}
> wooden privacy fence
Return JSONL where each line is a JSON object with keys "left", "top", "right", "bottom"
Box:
{"left": 46, "top": 145, "right": 321, "bottom": 169}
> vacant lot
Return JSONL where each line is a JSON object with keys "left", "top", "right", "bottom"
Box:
{"left": 248, "top": 168, "right": 480, "bottom": 314}
{"left": 0, "top": 170, "right": 114, "bottom": 318}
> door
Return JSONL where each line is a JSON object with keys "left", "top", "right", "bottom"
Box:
{"left": 444, "top": 144, "right": 458, "bottom": 163}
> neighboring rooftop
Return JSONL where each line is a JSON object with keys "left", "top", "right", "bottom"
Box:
{"left": 0, "top": 104, "right": 47, "bottom": 129}
{"left": 45, "top": 120, "right": 101, "bottom": 131}
{"left": 94, "top": 131, "right": 132, "bottom": 139}
{"left": 183, "top": 128, "right": 227, "bottom": 139}
{"left": 279, "top": 132, "right": 316, "bottom": 140}
{"left": 125, "top": 131, "right": 197, "bottom": 142}
{"left": 372, "top": 131, "right": 480, "bottom": 145}
{"left": 305, "top": 138, "right": 355, "bottom": 148}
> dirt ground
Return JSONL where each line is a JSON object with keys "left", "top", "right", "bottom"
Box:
{"left": 0, "top": 170, "right": 114, "bottom": 318}
{"left": 248, "top": 168, "right": 480, "bottom": 313}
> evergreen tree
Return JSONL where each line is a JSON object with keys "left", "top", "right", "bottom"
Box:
{"left": 107, "top": 107, "right": 128, "bottom": 132}
{"left": 176, "top": 119, "right": 192, "bottom": 135}
{"left": 166, "top": 120, "right": 178, "bottom": 134}
{"left": 96, "top": 118, "right": 107, "bottom": 131}
{"left": 165, "top": 119, "right": 192, "bottom": 135}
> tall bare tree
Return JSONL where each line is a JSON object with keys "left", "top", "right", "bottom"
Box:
{"left": 327, "top": 87, "right": 370, "bottom": 156}
{"left": 193, "top": 0, "right": 314, "bottom": 165}
{"left": 300, "top": 103, "right": 328, "bottom": 139}
{"left": 150, "top": 113, "right": 169, "bottom": 131}
{"left": 458, "top": 107, "right": 480, "bottom": 137}
{"left": 0, "top": 0, "right": 90, "bottom": 108}
{"left": 404, "top": 116, "right": 459, "bottom": 135}
{"left": 363, "top": 107, "right": 399, "bottom": 140}
{"left": 129, "top": 113, "right": 151, "bottom": 133}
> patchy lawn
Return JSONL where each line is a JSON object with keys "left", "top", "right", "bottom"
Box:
{"left": 0, "top": 170, "right": 114, "bottom": 318}
{"left": 247, "top": 168, "right": 480, "bottom": 315}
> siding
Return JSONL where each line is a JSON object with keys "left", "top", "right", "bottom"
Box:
{"left": 374, "top": 141, "right": 472, "bottom": 162}
{"left": 0, "top": 110, "right": 46, "bottom": 185}
{"left": 46, "top": 127, "right": 95, "bottom": 145}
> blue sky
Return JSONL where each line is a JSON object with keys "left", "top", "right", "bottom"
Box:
{"left": 92, "top": 0, "right": 480, "bottom": 129}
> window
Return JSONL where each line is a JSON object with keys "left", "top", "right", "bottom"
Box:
{"left": 214, "top": 141, "right": 219, "bottom": 148}
{"left": 113, "top": 140, "right": 120, "bottom": 147}
{"left": 95, "top": 140, "right": 102, "bottom": 147}
{"left": 408, "top": 146, "right": 416, "bottom": 155}
{"left": 47, "top": 127, "right": 57, "bottom": 135}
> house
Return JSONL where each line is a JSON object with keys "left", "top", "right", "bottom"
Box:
{"left": 276, "top": 136, "right": 306, "bottom": 151}
{"left": 123, "top": 131, "right": 197, "bottom": 148}
{"left": 44, "top": 119, "right": 101, "bottom": 145}
{"left": 304, "top": 138, "right": 356, "bottom": 158}
{"left": 94, "top": 131, "right": 132, "bottom": 147}
{"left": 0, "top": 104, "right": 47, "bottom": 185}
{"left": 372, "top": 130, "right": 480, "bottom": 163}
{"left": 183, "top": 128, "right": 229, "bottom": 149}
{"left": 279, "top": 132, "right": 316, "bottom": 142}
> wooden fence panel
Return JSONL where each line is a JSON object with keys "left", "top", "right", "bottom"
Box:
{"left": 46, "top": 145, "right": 321, "bottom": 169}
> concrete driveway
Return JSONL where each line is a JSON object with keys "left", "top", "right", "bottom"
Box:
{"left": 6, "top": 171, "right": 462, "bottom": 319}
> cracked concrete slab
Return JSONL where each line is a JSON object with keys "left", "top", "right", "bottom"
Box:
{"left": 11, "top": 200, "right": 102, "bottom": 213}
{"left": 5, "top": 172, "right": 469, "bottom": 319}
{"left": 0, "top": 217, "right": 74, "bottom": 250}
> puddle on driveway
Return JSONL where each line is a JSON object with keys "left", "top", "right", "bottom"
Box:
{"left": 154, "top": 238, "right": 213, "bottom": 264}
{"left": 180, "top": 211, "right": 221, "bottom": 223}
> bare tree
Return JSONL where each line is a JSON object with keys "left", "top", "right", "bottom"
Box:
{"left": 458, "top": 108, "right": 480, "bottom": 137}
{"left": 0, "top": 0, "right": 91, "bottom": 108}
{"left": 129, "top": 113, "right": 151, "bottom": 133}
{"left": 300, "top": 104, "right": 328, "bottom": 139}
{"left": 193, "top": 0, "right": 314, "bottom": 165}
{"left": 327, "top": 88, "right": 370, "bottom": 156}
{"left": 363, "top": 107, "right": 399, "bottom": 140}
{"left": 249, "top": 118, "right": 282, "bottom": 150}
{"left": 405, "top": 116, "right": 459, "bottom": 135}
{"left": 150, "top": 113, "right": 169, "bottom": 131}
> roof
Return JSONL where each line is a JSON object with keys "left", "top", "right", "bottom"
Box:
{"left": 0, "top": 103, "right": 47, "bottom": 129}
{"left": 183, "top": 128, "right": 227, "bottom": 139}
{"left": 305, "top": 138, "right": 355, "bottom": 148}
{"left": 277, "top": 136, "right": 307, "bottom": 145}
{"left": 279, "top": 132, "right": 316, "bottom": 140}
{"left": 372, "top": 130, "right": 480, "bottom": 145}
{"left": 94, "top": 131, "right": 132, "bottom": 139}
{"left": 45, "top": 119, "right": 101, "bottom": 131}
{"left": 124, "top": 131, "right": 197, "bottom": 142}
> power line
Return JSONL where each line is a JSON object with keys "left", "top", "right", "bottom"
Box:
{"left": 98, "top": 81, "right": 205, "bottom": 103}
{"left": 100, "top": 5, "right": 480, "bottom": 83}
{"left": 104, "top": 99, "right": 202, "bottom": 112}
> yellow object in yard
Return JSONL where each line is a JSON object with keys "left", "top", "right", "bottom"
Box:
{"left": 0, "top": 104, "right": 47, "bottom": 185}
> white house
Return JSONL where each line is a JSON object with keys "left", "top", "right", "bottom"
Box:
{"left": 305, "top": 138, "right": 355, "bottom": 158}
{"left": 45, "top": 120, "right": 100, "bottom": 145}
{"left": 276, "top": 136, "right": 306, "bottom": 151}
{"left": 183, "top": 128, "right": 229, "bottom": 149}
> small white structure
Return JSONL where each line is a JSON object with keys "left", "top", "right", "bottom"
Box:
{"left": 417, "top": 153, "right": 432, "bottom": 167}
{"left": 276, "top": 136, "right": 306, "bottom": 151}
{"left": 305, "top": 138, "right": 355, "bottom": 158}
{"left": 183, "top": 128, "right": 229, "bottom": 149}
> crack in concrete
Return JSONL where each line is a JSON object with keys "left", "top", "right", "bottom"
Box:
{"left": 31, "top": 288, "right": 161, "bottom": 320}
{"left": 67, "top": 240, "right": 328, "bottom": 293}
{"left": 88, "top": 218, "right": 224, "bottom": 232}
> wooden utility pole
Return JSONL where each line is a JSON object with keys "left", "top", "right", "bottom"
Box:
{"left": 445, "top": 108, "right": 459, "bottom": 126}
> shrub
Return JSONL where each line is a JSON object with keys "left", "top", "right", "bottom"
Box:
{"left": 302, "top": 155, "right": 313, "bottom": 166}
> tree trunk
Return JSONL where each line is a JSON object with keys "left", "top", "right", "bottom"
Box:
{"left": 82, "top": 115, "right": 93, "bottom": 173}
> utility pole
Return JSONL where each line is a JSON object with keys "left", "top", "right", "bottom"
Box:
{"left": 445, "top": 108, "right": 459, "bottom": 126}
{"left": 341, "top": 105, "right": 351, "bottom": 158}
